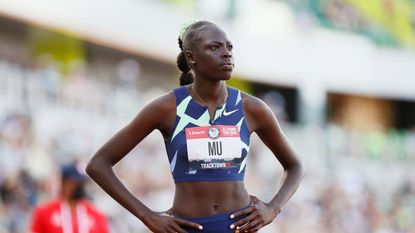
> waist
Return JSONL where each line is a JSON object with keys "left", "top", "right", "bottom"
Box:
{"left": 172, "top": 181, "right": 250, "bottom": 218}
{"left": 173, "top": 202, "right": 251, "bottom": 233}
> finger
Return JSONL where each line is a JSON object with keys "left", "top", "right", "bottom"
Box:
{"left": 238, "top": 218, "right": 262, "bottom": 232}
{"left": 230, "top": 206, "right": 254, "bottom": 219}
{"left": 170, "top": 223, "right": 187, "bottom": 233}
{"left": 246, "top": 226, "right": 261, "bottom": 233}
{"left": 175, "top": 218, "right": 203, "bottom": 230}
{"left": 230, "top": 213, "right": 256, "bottom": 230}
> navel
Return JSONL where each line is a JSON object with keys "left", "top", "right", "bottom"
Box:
{"left": 213, "top": 204, "right": 219, "bottom": 211}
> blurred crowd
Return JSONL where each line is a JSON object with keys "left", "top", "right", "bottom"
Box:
{"left": 286, "top": 0, "right": 413, "bottom": 46}
{"left": 0, "top": 57, "right": 415, "bottom": 233}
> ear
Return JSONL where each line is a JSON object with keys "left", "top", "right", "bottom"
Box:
{"left": 185, "top": 50, "right": 196, "bottom": 64}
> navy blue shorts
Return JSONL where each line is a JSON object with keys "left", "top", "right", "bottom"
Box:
{"left": 174, "top": 203, "right": 251, "bottom": 233}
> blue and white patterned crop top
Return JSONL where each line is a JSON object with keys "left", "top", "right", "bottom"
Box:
{"left": 164, "top": 86, "right": 250, "bottom": 183}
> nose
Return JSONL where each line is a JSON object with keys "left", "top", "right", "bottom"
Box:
{"left": 222, "top": 48, "right": 232, "bottom": 58}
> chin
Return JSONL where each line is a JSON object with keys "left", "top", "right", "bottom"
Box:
{"left": 207, "top": 72, "right": 232, "bottom": 81}
{"left": 221, "top": 72, "right": 233, "bottom": 80}
{"left": 223, "top": 75, "right": 232, "bottom": 80}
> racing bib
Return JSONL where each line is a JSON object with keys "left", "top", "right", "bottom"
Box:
{"left": 185, "top": 125, "right": 242, "bottom": 170}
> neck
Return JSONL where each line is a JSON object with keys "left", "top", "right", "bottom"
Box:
{"left": 61, "top": 192, "right": 80, "bottom": 209}
{"left": 192, "top": 80, "right": 227, "bottom": 106}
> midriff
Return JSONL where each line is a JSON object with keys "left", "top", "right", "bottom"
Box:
{"left": 172, "top": 181, "right": 250, "bottom": 217}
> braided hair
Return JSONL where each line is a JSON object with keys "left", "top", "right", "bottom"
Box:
{"left": 177, "top": 21, "right": 214, "bottom": 86}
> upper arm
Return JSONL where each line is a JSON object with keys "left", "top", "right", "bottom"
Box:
{"left": 92, "top": 91, "right": 176, "bottom": 165}
{"left": 243, "top": 94, "right": 301, "bottom": 169}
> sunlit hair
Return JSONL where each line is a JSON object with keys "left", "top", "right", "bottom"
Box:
{"left": 176, "top": 21, "right": 215, "bottom": 86}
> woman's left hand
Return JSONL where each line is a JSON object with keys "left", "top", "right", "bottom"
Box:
{"left": 229, "top": 195, "right": 280, "bottom": 232}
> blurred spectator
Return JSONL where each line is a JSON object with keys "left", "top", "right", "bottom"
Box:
{"left": 30, "top": 162, "right": 109, "bottom": 233}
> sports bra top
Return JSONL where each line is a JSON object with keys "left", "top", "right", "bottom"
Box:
{"left": 164, "top": 85, "right": 250, "bottom": 183}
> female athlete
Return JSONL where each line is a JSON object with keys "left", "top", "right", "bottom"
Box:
{"left": 86, "top": 20, "right": 304, "bottom": 233}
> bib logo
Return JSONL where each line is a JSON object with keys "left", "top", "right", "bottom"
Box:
{"left": 208, "top": 126, "right": 220, "bottom": 139}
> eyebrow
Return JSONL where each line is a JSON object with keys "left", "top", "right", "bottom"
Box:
{"left": 209, "top": 40, "right": 233, "bottom": 45}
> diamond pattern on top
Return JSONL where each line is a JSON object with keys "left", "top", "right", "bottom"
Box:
{"left": 171, "top": 96, "right": 210, "bottom": 142}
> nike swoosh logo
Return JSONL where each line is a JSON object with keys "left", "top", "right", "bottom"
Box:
{"left": 223, "top": 109, "right": 238, "bottom": 116}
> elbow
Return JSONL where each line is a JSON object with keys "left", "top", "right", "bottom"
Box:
{"left": 85, "top": 156, "right": 104, "bottom": 179}
{"left": 85, "top": 158, "right": 96, "bottom": 178}
{"left": 285, "top": 158, "right": 306, "bottom": 179}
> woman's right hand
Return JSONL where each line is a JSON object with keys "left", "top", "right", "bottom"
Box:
{"left": 143, "top": 212, "right": 203, "bottom": 233}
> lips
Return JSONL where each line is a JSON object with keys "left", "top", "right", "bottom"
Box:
{"left": 220, "top": 62, "right": 234, "bottom": 71}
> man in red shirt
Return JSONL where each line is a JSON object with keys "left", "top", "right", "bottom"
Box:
{"left": 30, "top": 163, "right": 109, "bottom": 233}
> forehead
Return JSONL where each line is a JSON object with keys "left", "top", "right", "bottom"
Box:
{"left": 198, "top": 25, "right": 230, "bottom": 43}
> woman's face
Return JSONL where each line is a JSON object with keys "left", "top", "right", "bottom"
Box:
{"left": 188, "top": 25, "right": 234, "bottom": 81}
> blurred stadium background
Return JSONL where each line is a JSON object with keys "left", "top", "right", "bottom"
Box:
{"left": 0, "top": 0, "right": 415, "bottom": 232}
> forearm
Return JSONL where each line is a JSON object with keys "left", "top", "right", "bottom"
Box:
{"left": 268, "top": 163, "right": 304, "bottom": 214}
{"left": 86, "top": 157, "right": 154, "bottom": 221}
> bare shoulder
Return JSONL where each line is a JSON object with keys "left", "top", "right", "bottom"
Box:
{"left": 146, "top": 90, "right": 176, "bottom": 113}
{"left": 132, "top": 90, "right": 176, "bottom": 133}
{"left": 240, "top": 92, "right": 269, "bottom": 115}
{"left": 240, "top": 92, "right": 274, "bottom": 133}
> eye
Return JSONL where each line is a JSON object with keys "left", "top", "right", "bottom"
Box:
{"left": 227, "top": 44, "right": 233, "bottom": 51}
{"left": 211, "top": 45, "right": 219, "bottom": 51}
